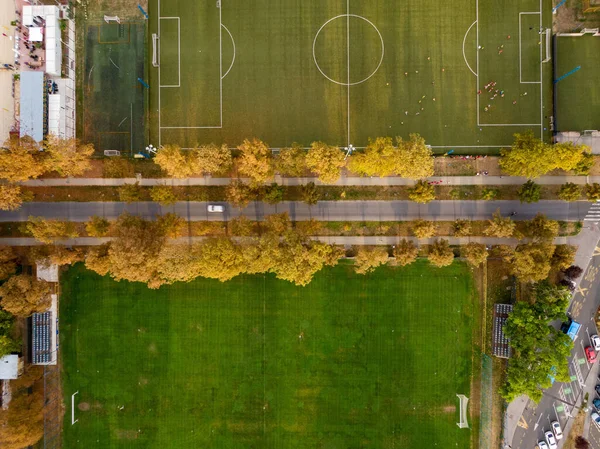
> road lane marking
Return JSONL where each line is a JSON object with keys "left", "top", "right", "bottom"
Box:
{"left": 518, "top": 415, "right": 529, "bottom": 429}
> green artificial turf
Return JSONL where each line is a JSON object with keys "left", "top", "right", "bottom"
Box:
{"left": 60, "top": 260, "right": 478, "bottom": 449}
{"left": 555, "top": 34, "right": 600, "bottom": 131}
{"left": 147, "top": 0, "right": 552, "bottom": 151}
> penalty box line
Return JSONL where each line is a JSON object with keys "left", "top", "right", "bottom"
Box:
{"left": 158, "top": 17, "right": 181, "bottom": 88}
{"left": 157, "top": 3, "right": 223, "bottom": 138}
{"left": 519, "top": 12, "right": 542, "bottom": 84}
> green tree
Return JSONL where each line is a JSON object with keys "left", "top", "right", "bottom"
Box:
{"left": 484, "top": 210, "right": 515, "bottom": 238}
{"left": 0, "top": 275, "right": 51, "bottom": 317}
{"left": 586, "top": 183, "right": 600, "bottom": 201}
{"left": 195, "top": 143, "right": 232, "bottom": 175}
{"left": 306, "top": 141, "right": 346, "bottom": 183}
{"left": 481, "top": 188, "right": 498, "bottom": 201}
{"left": 558, "top": 182, "right": 581, "bottom": 202}
{"left": 263, "top": 183, "right": 284, "bottom": 205}
{"left": 150, "top": 184, "right": 178, "bottom": 206}
{"left": 118, "top": 182, "right": 142, "bottom": 203}
{"left": 85, "top": 216, "right": 110, "bottom": 237}
{"left": 275, "top": 144, "right": 306, "bottom": 177}
{"left": 412, "top": 219, "right": 436, "bottom": 238}
{"left": 453, "top": 219, "right": 472, "bottom": 237}
{"left": 237, "top": 138, "right": 273, "bottom": 184}
{"left": 393, "top": 239, "right": 418, "bottom": 266}
{"left": 574, "top": 153, "right": 594, "bottom": 175}
{"left": 353, "top": 247, "right": 389, "bottom": 274}
{"left": 226, "top": 180, "right": 254, "bottom": 209}
{"left": 408, "top": 180, "right": 435, "bottom": 204}
{"left": 427, "top": 239, "right": 454, "bottom": 267}
{"left": 26, "top": 217, "right": 78, "bottom": 244}
{"left": 517, "top": 180, "right": 541, "bottom": 203}
{"left": 301, "top": 182, "right": 320, "bottom": 205}
{"left": 394, "top": 134, "right": 434, "bottom": 179}
{"left": 348, "top": 137, "right": 396, "bottom": 177}
{"left": 461, "top": 243, "right": 488, "bottom": 266}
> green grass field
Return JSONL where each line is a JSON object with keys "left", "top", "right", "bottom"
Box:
{"left": 60, "top": 260, "right": 478, "bottom": 448}
{"left": 82, "top": 22, "right": 146, "bottom": 155}
{"left": 147, "top": 0, "right": 553, "bottom": 151}
{"left": 555, "top": 34, "right": 600, "bottom": 131}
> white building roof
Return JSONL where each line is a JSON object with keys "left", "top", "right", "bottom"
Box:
{"left": 0, "top": 355, "right": 18, "bottom": 380}
{"left": 19, "top": 71, "right": 44, "bottom": 142}
{"left": 30, "top": 27, "right": 43, "bottom": 42}
{"left": 22, "top": 5, "right": 62, "bottom": 76}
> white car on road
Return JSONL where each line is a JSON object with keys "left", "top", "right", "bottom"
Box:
{"left": 592, "top": 412, "right": 600, "bottom": 425}
{"left": 537, "top": 441, "right": 548, "bottom": 449}
{"left": 592, "top": 334, "right": 600, "bottom": 351}
{"left": 544, "top": 430, "right": 557, "bottom": 449}
{"left": 207, "top": 204, "right": 224, "bottom": 213}
{"left": 551, "top": 420, "right": 563, "bottom": 440}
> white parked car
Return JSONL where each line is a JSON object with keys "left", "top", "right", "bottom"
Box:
{"left": 551, "top": 420, "right": 563, "bottom": 440}
{"left": 544, "top": 430, "right": 557, "bottom": 449}
{"left": 537, "top": 441, "right": 548, "bottom": 449}
{"left": 207, "top": 204, "right": 224, "bottom": 213}
{"left": 592, "top": 412, "right": 600, "bottom": 425}
{"left": 592, "top": 334, "right": 600, "bottom": 351}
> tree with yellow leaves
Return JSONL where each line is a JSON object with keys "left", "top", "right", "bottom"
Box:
{"left": 0, "top": 185, "right": 25, "bottom": 211}
{"left": 395, "top": 134, "right": 434, "bottom": 179}
{"left": 348, "top": 137, "right": 396, "bottom": 177}
{"left": 353, "top": 246, "right": 389, "bottom": 274}
{"left": 275, "top": 144, "right": 306, "bottom": 177}
{"left": 237, "top": 138, "right": 273, "bottom": 184}
{"left": 43, "top": 135, "right": 94, "bottom": 177}
{"left": 306, "top": 141, "right": 346, "bottom": 183}
{"left": 427, "top": 239, "right": 454, "bottom": 267}
{"left": 195, "top": 143, "right": 232, "bottom": 175}
{"left": 26, "top": 217, "right": 79, "bottom": 244}
{"left": 154, "top": 144, "right": 197, "bottom": 178}
{"left": 0, "top": 275, "right": 51, "bottom": 317}
{"left": 0, "top": 136, "right": 44, "bottom": 181}
{"left": 412, "top": 219, "right": 436, "bottom": 238}
{"left": 393, "top": 239, "right": 419, "bottom": 266}
{"left": 461, "top": 243, "right": 488, "bottom": 266}
{"left": 408, "top": 180, "right": 435, "bottom": 204}
{"left": 484, "top": 210, "right": 515, "bottom": 238}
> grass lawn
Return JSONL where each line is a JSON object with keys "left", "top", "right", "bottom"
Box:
{"left": 147, "top": 0, "right": 552, "bottom": 151}
{"left": 60, "top": 260, "right": 478, "bottom": 448}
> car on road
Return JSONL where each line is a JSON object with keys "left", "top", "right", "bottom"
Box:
{"left": 207, "top": 204, "right": 224, "bottom": 213}
{"left": 592, "top": 334, "right": 600, "bottom": 351}
{"left": 594, "top": 398, "right": 600, "bottom": 411}
{"left": 592, "top": 412, "right": 600, "bottom": 425}
{"left": 586, "top": 346, "right": 597, "bottom": 364}
{"left": 551, "top": 421, "right": 563, "bottom": 440}
{"left": 544, "top": 431, "right": 557, "bottom": 449}
{"left": 596, "top": 384, "right": 600, "bottom": 395}
{"left": 537, "top": 441, "right": 549, "bottom": 449}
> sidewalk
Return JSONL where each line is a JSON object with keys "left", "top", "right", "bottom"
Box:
{"left": 18, "top": 174, "right": 600, "bottom": 187}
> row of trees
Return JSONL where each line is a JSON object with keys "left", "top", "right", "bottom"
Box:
{"left": 154, "top": 135, "right": 435, "bottom": 183}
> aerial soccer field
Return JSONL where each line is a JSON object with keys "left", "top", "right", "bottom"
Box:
{"left": 147, "top": 0, "right": 552, "bottom": 152}
{"left": 61, "top": 261, "right": 478, "bottom": 448}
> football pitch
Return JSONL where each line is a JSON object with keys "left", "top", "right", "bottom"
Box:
{"left": 60, "top": 261, "right": 479, "bottom": 448}
{"left": 147, "top": 0, "right": 553, "bottom": 151}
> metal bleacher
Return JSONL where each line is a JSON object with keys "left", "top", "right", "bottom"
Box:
{"left": 492, "top": 304, "right": 513, "bottom": 359}
{"left": 32, "top": 311, "right": 53, "bottom": 364}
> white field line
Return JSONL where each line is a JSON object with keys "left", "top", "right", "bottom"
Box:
{"left": 519, "top": 12, "right": 542, "bottom": 84}
{"left": 476, "top": 0, "right": 479, "bottom": 126}
{"left": 539, "top": 0, "right": 543, "bottom": 139}
{"left": 462, "top": 21, "right": 477, "bottom": 76}
{"left": 346, "top": 0, "right": 351, "bottom": 147}
{"left": 219, "top": 1, "right": 223, "bottom": 126}
{"left": 221, "top": 24, "right": 236, "bottom": 79}
{"left": 130, "top": 102, "right": 133, "bottom": 154}
{"left": 158, "top": 17, "right": 180, "bottom": 88}
{"left": 158, "top": 0, "right": 161, "bottom": 146}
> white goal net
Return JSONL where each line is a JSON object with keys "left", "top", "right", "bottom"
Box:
{"left": 457, "top": 394, "right": 469, "bottom": 428}
{"left": 543, "top": 29, "right": 551, "bottom": 63}
{"left": 152, "top": 33, "right": 159, "bottom": 67}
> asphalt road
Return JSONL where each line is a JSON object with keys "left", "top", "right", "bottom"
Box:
{"left": 512, "top": 247, "right": 600, "bottom": 449}
{"left": 0, "top": 200, "right": 593, "bottom": 222}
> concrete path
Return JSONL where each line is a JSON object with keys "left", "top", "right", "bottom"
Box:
{"left": 18, "top": 174, "right": 600, "bottom": 187}
{"left": 0, "top": 200, "right": 592, "bottom": 222}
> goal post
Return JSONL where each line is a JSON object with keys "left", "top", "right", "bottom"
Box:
{"left": 152, "top": 33, "right": 159, "bottom": 67}
{"left": 104, "top": 15, "right": 121, "bottom": 24}
{"left": 543, "top": 29, "right": 551, "bottom": 63}
{"left": 457, "top": 394, "right": 469, "bottom": 428}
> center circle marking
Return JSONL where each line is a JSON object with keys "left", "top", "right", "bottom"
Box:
{"left": 312, "top": 14, "right": 385, "bottom": 86}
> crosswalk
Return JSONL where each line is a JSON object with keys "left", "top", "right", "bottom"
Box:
{"left": 585, "top": 201, "right": 600, "bottom": 221}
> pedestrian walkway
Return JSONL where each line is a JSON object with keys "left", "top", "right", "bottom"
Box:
{"left": 585, "top": 200, "right": 600, "bottom": 222}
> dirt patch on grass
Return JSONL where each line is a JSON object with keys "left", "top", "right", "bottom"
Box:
{"left": 115, "top": 429, "right": 139, "bottom": 440}
{"left": 442, "top": 405, "right": 457, "bottom": 413}
{"left": 78, "top": 402, "right": 90, "bottom": 411}
{"left": 562, "top": 408, "right": 586, "bottom": 449}
{"left": 148, "top": 343, "right": 157, "bottom": 353}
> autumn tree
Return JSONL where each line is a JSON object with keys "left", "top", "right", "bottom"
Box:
{"left": 575, "top": 437, "right": 591, "bottom": 449}
{"left": 228, "top": 216, "right": 255, "bottom": 236}
{"left": 226, "top": 180, "right": 254, "bottom": 209}
{"left": 237, "top": 138, "right": 273, "bottom": 184}
{"left": 0, "top": 136, "right": 44, "bottom": 181}
{"left": 551, "top": 245, "right": 576, "bottom": 271}
{"left": 518, "top": 180, "right": 541, "bottom": 203}
{"left": 511, "top": 243, "right": 556, "bottom": 282}
{"left": 157, "top": 213, "right": 185, "bottom": 238}
{"left": 395, "top": 134, "right": 434, "bottom": 179}
{"left": 26, "top": 217, "right": 78, "bottom": 244}
{"left": 0, "top": 247, "right": 17, "bottom": 280}
{"left": 195, "top": 143, "right": 232, "bottom": 175}
{"left": 558, "top": 182, "right": 581, "bottom": 202}
{"left": 42, "top": 135, "right": 94, "bottom": 177}
{"left": 484, "top": 210, "right": 515, "bottom": 238}
{"left": 194, "top": 237, "right": 245, "bottom": 282}
{"left": 301, "top": 182, "right": 320, "bottom": 205}
{"left": 453, "top": 219, "right": 472, "bottom": 237}
{"left": 306, "top": 141, "right": 346, "bottom": 183}
{"left": 103, "top": 157, "right": 135, "bottom": 177}
{"left": 481, "top": 188, "right": 498, "bottom": 200}
{"left": 428, "top": 239, "right": 454, "bottom": 267}
{"left": 586, "top": 183, "right": 600, "bottom": 201}
{"left": 118, "top": 182, "right": 142, "bottom": 203}
{"left": 263, "top": 183, "right": 284, "bottom": 205}
{"left": 522, "top": 214, "right": 559, "bottom": 242}
{"left": 150, "top": 184, "right": 178, "bottom": 205}
{"left": 408, "top": 180, "right": 435, "bottom": 204}
{"left": 263, "top": 213, "right": 291, "bottom": 235}
{"left": 154, "top": 144, "right": 197, "bottom": 178}
{"left": 393, "top": 239, "right": 419, "bottom": 266}
{"left": 412, "top": 219, "right": 436, "bottom": 238}
{"left": 490, "top": 244, "right": 515, "bottom": 263}
{"left": 29, "top": 246, "right": 84, "bottom": 266}
{"left": 353, "top": 246, "right": 389, "bottom": 274}
{"left": 85, "top": 216, "right": 110, "bottom": 237}
{"left": 84, "top": 244, "right": 111, "bottom": 276}
{"left": 348, "top": 137, "right": 396, "bottom": 177}
{"left": 461, "top": 243, "right": 488, "bottom": 266}
{"left": 275, "top": 144, "right": 306, "bottom": 177}
{"left": 0, "top": 275, "right": 51, "bottom": 316}
{"left": 574, "top": 153, "right": 594, "bottom": 175}
{"left": 0, "top": 185, "right": 25, "bottom": 211}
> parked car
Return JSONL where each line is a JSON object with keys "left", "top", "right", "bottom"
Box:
{"left": 544, "top": 430, "right": 557, "bottom": 449}
{"left": 592, "top": 334, "right": 600, "bottom": 351}
{"left": 593, "top": 398, "right": 600, "bottom": 410}
{"left": 586, "top": 346, "right": 597, "bottom": 364}
{"left": 551, "top": 421, "right": 563, "bottom": 440}
{"left": 537, "top": 441, "right": 549, "bottom": 449}
{"left": 207, "top": 204, "right": 224, "bottom": 213}
{"left": 596, "top": 384, "right": 600, "bottom": 396}
{"left": 592, "top": 412, "right": 600, "bottom": 425}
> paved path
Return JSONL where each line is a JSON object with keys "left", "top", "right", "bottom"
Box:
{"left": 18, "top": 174, "right": 600, "bottom": 187}
{"left": 0, "top": 200, "right": 592, "bottom": 222}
